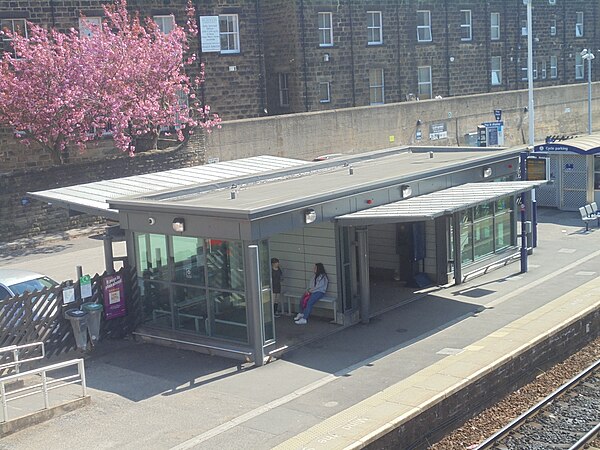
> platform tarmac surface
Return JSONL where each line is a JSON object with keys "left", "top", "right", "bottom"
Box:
{"left": 1, "top": 208, "right": 600, "bottom": 450}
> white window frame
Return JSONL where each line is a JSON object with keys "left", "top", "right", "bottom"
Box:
{"left": 550, "top": 56, "right": 558, "bottom": 78}
{"left": 319, "top": 81, "right": 331, "bottom": 103}
{"left": 491, "top": 56, "right": 502, "bottom": 86}
{"left": 219, "top": 14, "right": 240, "bottom": 54}
{"left": 490, "top": 13, "right": 500, "bottom": 41}
{"left": 278, "top": 73, "right": 289, "bottom": 107}
{"left": 417, "top": 10, "right": 432, "bottom": 42}
{"left": 542, "top": 60, "right": 547, "bottom": 79}
{"left": 367, "top": 11, "right": 383, "bottom": 45}
{"left": 153, "top": 15, "right": 175, "bottom": 35}
{"left": 417, "top": 66, "right": 432, "bottom": 100}
{"left": 318, "top": 12, "right": 333, "bottom": 47}
{"left": 460, "top": 10, "right": 472, "bottom": 41}
{"left": 521, "top": 67, "right": 528, "bottom": 81}
{"left": 533, "top": 61, "right": 538, "bottom": 79}
{"left": 1, "top": 18, "right": 28, "bottom": 58}
{"left": 79, "top": 16, "right": 102, "bottom": 38}
{"left": 369, "top": 69, "right": 385, "bottom": 105}
{"left": 575, "top": 54, "right": 584, "bottom": 79}
{"left": 575, "top": 11, "right": 584, "bottom": 37}
{"left": 550, "top": 19, "right": 557, "bottom": 36}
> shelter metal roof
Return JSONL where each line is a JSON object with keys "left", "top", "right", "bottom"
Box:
{"left": 335, "top": 181, "right": 546, "bottom": 226}
{"left": 534, "top": 134, "right": 600, "bottom": 155}
{"left": 28, "top": 156, "right": 306, "bottom": 220}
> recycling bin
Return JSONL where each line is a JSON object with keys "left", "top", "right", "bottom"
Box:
{"left": 81, "top": 302, "right": 103, "bottom": 343}
{"left": 64, "top": 309, "right": 88, "bottom": 350}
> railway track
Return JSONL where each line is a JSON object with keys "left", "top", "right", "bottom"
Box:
{"left": 475, "top": 359, "right": 600, "bottom": 450}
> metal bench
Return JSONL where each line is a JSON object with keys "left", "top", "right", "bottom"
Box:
{"left": 282, "top": 292, "right": 337, "bottom": 322}
{"left": 579, "top": 206, "right": 596, "bottom": 231}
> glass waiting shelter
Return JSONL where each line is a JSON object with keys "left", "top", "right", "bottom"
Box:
{"left": 30, "top": 147, "right": 543, "bottom": 365}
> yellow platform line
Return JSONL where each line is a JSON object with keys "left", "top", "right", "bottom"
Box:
{"left": 274, "top": 276, "right": 600, "bottom": 450}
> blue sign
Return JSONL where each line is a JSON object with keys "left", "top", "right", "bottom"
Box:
{"left": 494, "top": 109, "right": 502, "bottom": 121}
{"left": 482, "top": 121, "right": 503, "bottom": 128}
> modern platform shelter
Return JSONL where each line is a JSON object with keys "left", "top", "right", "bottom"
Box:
{"left": 533, "top": 134, "right": 600, "bottom": 209}
{"left": 31, "top": 148, "right": 544, "bottom": 364}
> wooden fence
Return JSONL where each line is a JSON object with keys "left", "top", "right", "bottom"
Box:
{"left": 0, "top": 266, "right": 141, "bottom": 365}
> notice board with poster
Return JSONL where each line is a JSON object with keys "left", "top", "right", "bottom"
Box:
{"left": 102, "top": 273, "right": 127, "bottom": 319}
{"left": 527, "top": 157, "right": 548, "bottom": 181}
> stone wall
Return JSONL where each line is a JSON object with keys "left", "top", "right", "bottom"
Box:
{"left": 0, "top": 134, "right": 205, "bottom": 244}
{"left": 205, "top": 82, "right": 600, "bottom": 162}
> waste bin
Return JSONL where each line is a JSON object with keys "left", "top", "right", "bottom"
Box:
{"left": 81, "top": 302, "right": 103, "bottom": 343}
{"left": 64, "top": 309, "right": 88, "bottom": 350}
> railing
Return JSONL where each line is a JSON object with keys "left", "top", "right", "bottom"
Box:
{"left": 0, "top": 342, "right": 45, "bottom": 375}
{"left": 0, "top": 359, "right": 87, "bottom": 423}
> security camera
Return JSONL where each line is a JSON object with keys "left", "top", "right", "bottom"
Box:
{"left": 148, "top": 217, "right": 156, "bottom": 225}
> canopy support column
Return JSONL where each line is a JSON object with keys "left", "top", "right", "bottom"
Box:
{"left": 452, "top": 213, "right": 462, "bottom": 285}
{"left": 357, "top": 227, "right": 370, "bottom": 324}
{"left": 246, "top": 245, "right": 265, "bottom": 367}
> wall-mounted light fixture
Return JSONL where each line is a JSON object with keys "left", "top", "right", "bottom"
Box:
{"left": 416, "top": 119, "right": 422, "bottom": 126}
{"left": 483, "top": 167, "right": 493, "bottom": 178}
{"left": 304, "top": 208, "right": 317, "bottom": 224}
{"left": 172, "top": 218, "right": 185, "bottom": 233}
{"left": 401, "top": 185, "right": 412, "bottom": 198}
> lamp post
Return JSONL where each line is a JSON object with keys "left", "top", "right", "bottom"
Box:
{"left": 581, "top": 48, "right": 595, "bottom": 135}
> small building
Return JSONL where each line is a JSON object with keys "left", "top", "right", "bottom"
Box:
{"left": 31, "top": 147, "right": 541, "bottom": 364}
{"left": 533, "top": 135, "right": 600, "bottom": 209}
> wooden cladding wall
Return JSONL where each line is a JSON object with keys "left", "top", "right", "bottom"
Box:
{"left": 269, "top": 223, "right": 338, "bottom": 298}
{"left": 0, "top": 266, "right": 141, "bottom": 371}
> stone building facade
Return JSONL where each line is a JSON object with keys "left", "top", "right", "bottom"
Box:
{"left": 0, "top": 0, "right": 266, "bottom": 122}
{"left": 262, "top": 0, "right": 600, "bottom": 115}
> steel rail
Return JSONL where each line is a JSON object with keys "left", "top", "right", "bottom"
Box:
{"left": 475, "top": 357, "right": 600, "bottom": 450}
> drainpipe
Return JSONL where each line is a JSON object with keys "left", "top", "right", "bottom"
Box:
{"left": 246, "top": 245, "right": 265, "bottom": 367}
{"left": 299, "top": 0, "right": 309, "bottom": 112}
{"left": 444, "top": 0, "right": 451, "bottom": 96}
{"left": 255, "top": 0, "right": 266, "bottom": 115}
{"left": 103, "top": 235, "right": 115, "bottom": 275}
{"left": 348, "top": 0, "right": 356, "bottom": 107}
{"left": 357, "top": 227, "right": 370, "bottom": 324}
{"left": 50, "top": 0, "right": 57, "bottom": 27}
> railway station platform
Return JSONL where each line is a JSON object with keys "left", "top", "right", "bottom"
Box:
{"left": 1, "top": 207, "right": 600, "bottom": 450}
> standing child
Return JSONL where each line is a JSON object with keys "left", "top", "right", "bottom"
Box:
{"left": 271, "top": 258, "right": 283, "bottom": 317}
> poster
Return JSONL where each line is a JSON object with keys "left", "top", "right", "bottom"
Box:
{"left": 200, "top": 16, "right": 221, "bottom": 53}
{"left": 102, "top": 274, "right": 127, "bottom": 319}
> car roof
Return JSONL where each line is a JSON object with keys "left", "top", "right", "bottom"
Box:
{"left": 0, "top": 268, "right": 54, "bottom": 287}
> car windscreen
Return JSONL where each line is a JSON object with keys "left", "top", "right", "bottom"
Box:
{"left": 8, "top": 277, "right": 58, "bottom": 296}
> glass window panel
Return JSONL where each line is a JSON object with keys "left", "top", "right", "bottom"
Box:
{"left": 495, "top": 212, "right": 512, "bottom": 251}
{"left": 172, "top": 236, "right": 205, "bottom": 286}
{"left": 473, "top": 217, "right": 494, "bottom": 259}
{"left": 474, "top": 202, "right": 493, "bottom": 220}
{"left": 136, "top": 233, "right": 169, "bottom": 281}
{"left": 460, "top": 222, "right": 473, "bottom": 264}
{"left": 139, "top": 279, "right": 172, "bottom": 328}
{"left": 496, "top": 196, "right": 510, "bottom": 212}
{"left": 207, "top": 239, "right": 245, "bottom": 291}
{"left": 259, "top": 240, "right": 274, "bottom": 342}
{"left": 173, "top": 285, "right": 207, "bottom": 334}
{"left": 594, "top": 156, "right": 600, "bottom": 171}
{"left": 210, "top": 291, "right": 248, "bottom": 342}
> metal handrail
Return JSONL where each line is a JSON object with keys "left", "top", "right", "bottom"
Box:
{"left": 0, "top": 342, "right": 45, "bottom": 374}
{"left": 0, "top": 358, "right": 87, "bottom": 423}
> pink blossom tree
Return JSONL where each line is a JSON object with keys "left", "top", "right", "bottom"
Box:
{"left": 0, "top": 0, "right": 220, "bottom": 165}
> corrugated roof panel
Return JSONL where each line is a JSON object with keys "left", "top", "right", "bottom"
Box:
{"left": 29, "top": 156, "right": 305, "bottom": 218}
{"left": 336, "top": 181, "right": 546, "bottom": 225}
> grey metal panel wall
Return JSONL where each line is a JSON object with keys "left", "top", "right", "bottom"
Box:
{"left": 423, "top": 221, "right": 437, "bottom": 277}
{"left": 269, "top": 223, "right": 338, "bottom": 298}
{"left": 368, "top": 224, "right": 399, "bottom": 271}
{"left": 561, "top": 154, "right": 588, "bottom": 211}
{"left": 536, "top": 155, "right": 560, "bottom": 208}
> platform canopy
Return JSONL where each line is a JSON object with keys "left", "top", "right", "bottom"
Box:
{"left": 28, "top": 156, "right": 305, "bottom": 220}
{"left": 336, "top": 181, "right": 546, "bottom": 226}
{"left": 534, "top": 134, "right": 600, "bottom": 155}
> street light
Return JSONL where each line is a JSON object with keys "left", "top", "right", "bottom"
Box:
{"left": 581, "top": 48, "right": 595, "bottom": 135}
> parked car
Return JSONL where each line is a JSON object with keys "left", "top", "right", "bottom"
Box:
{"left": 0, "top": 269, "right": 58, "bottom": 300}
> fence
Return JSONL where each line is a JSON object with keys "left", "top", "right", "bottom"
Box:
{"left": 0, "top": 266, "right": 141, "bottom": 366}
